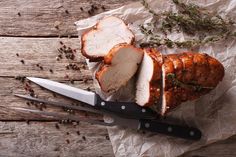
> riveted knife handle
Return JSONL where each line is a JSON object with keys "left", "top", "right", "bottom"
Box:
{"left": 95, "top": 95, "right": 157, "bottom": 119}
{"left": 139, "top": 119, "right": 202, "bottom": 140}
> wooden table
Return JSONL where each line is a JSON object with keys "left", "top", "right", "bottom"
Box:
{"left": 0, "top": 0, "right": 235, "bottom": 156}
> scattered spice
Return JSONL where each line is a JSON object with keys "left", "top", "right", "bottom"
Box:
{"left": 15, "top": 75, "right": 26, "bottom": 83}
{"left": 83, "top": 78, "right": 89, "bottom": 83}
{"left": 66, "top": 132, "right": 70, "bottom": 135}
{"left": 88, "top": 10, "right": 93, "bottom": 16}
{"left": 65, "top": 63, "right": 81, "bottom": 71}
{"left": 65, "top": 10, "right": 69, "bottom": 14}
{"left": 57, "top": 43, "right": 76, "bottom": 60}
{"left": 55, "top": 123, "right": 60, "bottom": 129}
{"left": 17, "top": 12, "right": 21, "bottom": 16}
{"left": 105, "top": 135, "right": 110, "bottom": 140}
{"left": 54, "top": 147, "right": 60, "bottom": 151}
{"left": 20, "top": 59, "right": 25, "bottom": 64}
{"left": 82, "top": 136, "right": 86, "bottom": 141}
{"left": 86, "top": 87, "right": 91, "bottom": 91}
{"left": 80, "top": 7, "right": 84, "bottom": 11}
{"left": 91, "top": 4, "right": 98, "bottom": 10}
{"left": 66, "top": 139, "right": 70, "bottom": 144}
{"left": 101, "top": 5, "right": 106, "bottom": 10}
{"left": 55, "top": 25, "right": 59, "bottom": 29}
{"left": 87, "top": 4, "right": 100, "bottom": 16}
{"left": 16, "top": 53, "right": 19, "bottom": 57}
{"left": 39, "top": 66, "right": 43, "bottom": 70}
{"left": 49, "top": 69, "right": 53, "bottom": 73}
{"left": 76, "top": 131, "right": 80, "bottom": 135}
{"left": 36, "top": 63, "right": 40, "bottom": 67}
{"left": 70, "top": 80, "right": 74, "bottom": 84}
{"left": 26, "top": 102, "right": 31, "bottom": 106}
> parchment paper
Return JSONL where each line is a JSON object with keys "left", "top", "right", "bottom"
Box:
{"left": 75, "top": 0, "right": 236, "bottom": 156}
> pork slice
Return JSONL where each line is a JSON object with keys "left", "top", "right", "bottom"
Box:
{"left": 81, "top": 16, "right": 135, "bottom": 61}
{"left": 136, "top": 49, "right": 162, "bottom": 108}
{"left": 96, "top": 44, "right": 143, "bottom": 93}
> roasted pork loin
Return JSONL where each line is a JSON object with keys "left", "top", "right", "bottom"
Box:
{"left": 96, "top": 44, "right": 143, "bottom": 93}
{"left": 81, "top": 16, "right": 134, "bottom": 61}
{"left": 136, "top": 51, "right": 224, "bottom": 115}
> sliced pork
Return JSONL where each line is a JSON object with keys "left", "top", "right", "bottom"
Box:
{"left": 136, "top": 51, "right": 224, "bottom": 115}
{"left": 81, "top": 16, "right": 135, "bottom": 61}
{"left": 96, "top": 44, "right": 143, "bottom": 93}
{"left": 136, "top": 49, "right": 163, "bottom": 109}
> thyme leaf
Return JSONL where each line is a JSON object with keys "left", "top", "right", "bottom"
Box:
{"left": 140, "top": 0, "right": 236, "bottom": 48}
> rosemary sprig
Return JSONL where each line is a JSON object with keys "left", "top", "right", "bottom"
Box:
{"left": 166, "top": 73, "right": 214, "bottom": 91}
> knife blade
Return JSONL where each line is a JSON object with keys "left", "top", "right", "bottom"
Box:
{"left": 14, "top": 94, "right": 101, "bottom": 114}
{"left": 27, "top": 77, "right": 157, "bottom": 119}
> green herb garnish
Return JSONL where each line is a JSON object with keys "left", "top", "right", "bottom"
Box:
{"left": 140, "top": 0, "right": 236, "bottom": 48}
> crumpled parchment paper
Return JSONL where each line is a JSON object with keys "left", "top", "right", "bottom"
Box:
{"left": 75, "top": 0, "right": 236, "bottom": 156}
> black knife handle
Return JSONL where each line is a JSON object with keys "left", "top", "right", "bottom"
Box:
{"left": 95, "top": 95, "right": 157, "bottom": 119}
{"left": 139, "top": 119, "right": 202, "bottom": 140}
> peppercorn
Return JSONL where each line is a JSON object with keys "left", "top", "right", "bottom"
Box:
{"left": 20, "top": 60, "right": 25, "bottom": 64}
{"left": 49, "top": 69, "right": 53, "bottom": 73}
{"left": 55, "top": 123, "right": 60, "bottom": 129}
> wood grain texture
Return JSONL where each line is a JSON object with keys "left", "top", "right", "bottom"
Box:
{"left": 0, "top": 0, "right": 235, "bottom": 156}
{"left": 0, "top": 0, "right": 137, "bottom": 37}
{"left": 0, "top": 37, "right": 92, "bottom": 80}
{"left": 0, "top": 121, "right": 113, "bottom": 157}
{"left": 0, "top": 77, "right": 98, "bottom": 120}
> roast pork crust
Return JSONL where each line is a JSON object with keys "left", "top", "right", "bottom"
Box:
{"left": 96, "top": 44, "right": 143, "bottom": 93}
{"left": 81, "top": 16, "right": 135, "bottom": 61}
{"left": 162, "top": 52, "right": 224, "bottom": 114}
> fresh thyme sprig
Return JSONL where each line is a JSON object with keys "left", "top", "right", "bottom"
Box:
{"left": 140, "top": 0, "right": 236, "bottom": 48}
{"left": 162, "top": 0, "right": 234, "bottom": 35}
{"left": 141, "top": 0, "right": 159, "bottom": 17}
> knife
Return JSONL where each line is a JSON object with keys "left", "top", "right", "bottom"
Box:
{"left": 26, "top": 77, "right": 157, "bottom": 119}
{"left": 12, "top": 107, "right": 202, "bottom": 140}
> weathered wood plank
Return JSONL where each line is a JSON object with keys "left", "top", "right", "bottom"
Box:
{"left": 0, "top": 120, "right": 235, "bottom": 157}
{"left": 0, "top": 0, "right": 137, "bottom": 37}
{"left": 0, "top": 37, "right": 92, "bottom": 80}
{"left": 0, "top": 77, "right": 99, "bottom": 120}
{"left": 0, "top": 37, "right": 99, "bottom": 120}
{"left": 0, "top": 121, "right": 114, "bottom": 157}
